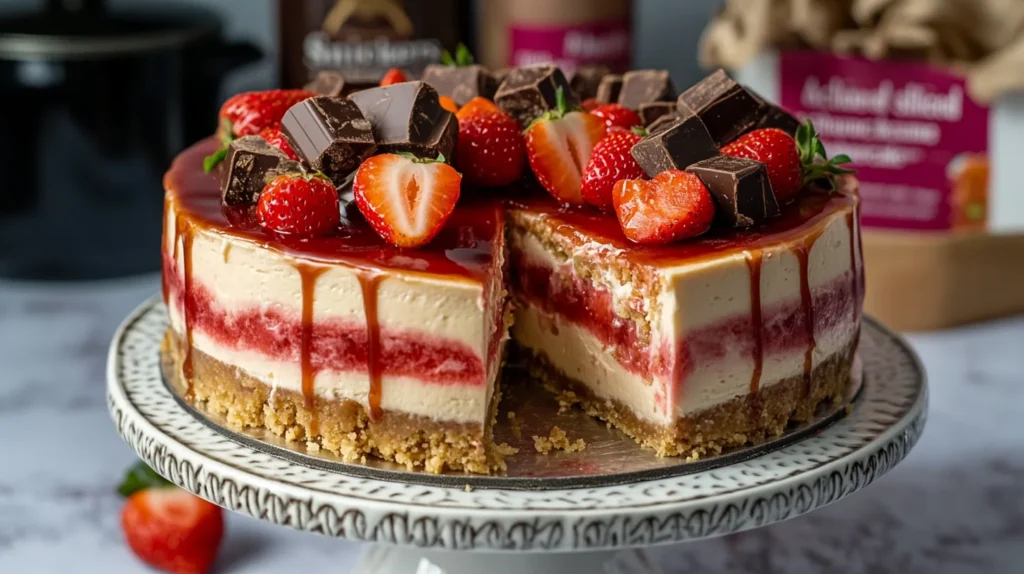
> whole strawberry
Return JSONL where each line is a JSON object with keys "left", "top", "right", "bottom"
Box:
{"left": 259, "top": 124, "right": 299, "bottom": 160}
{"left": 525, "top": 88, "right": 607, "bottom": 204}
{"left": 257, "top": 173, "right": 340, "bottom": 237}
{"left": 380, "top": 68, "right": 407, "bottom": 87}
{"left": 118, "top": 461, "right": 224, "bottom": 574}
{"left": 723, "top": 120, "right": 852, "bottom": 204}
{"left": 353, "top": 153, "right": 462, "bottom": 247}
{"left": 457, "top": 110, "right": 526, "bottom": 187}
{"left": 219, "top": 89, "right": 315, "bottom": 140}
{"left": 456, "top": 96, "right": 501, "bottom": 122}
{"left": 590, "top": 103, "right": 642, "bottom": 131}
{"left": 581, "top": 98, "right": 600, "bottom": 112}
{"left": 613, "top": 170, "right": 715, "bottom": 245}
{"left": 581, "top": 129, "right": 646, "bottom": 212}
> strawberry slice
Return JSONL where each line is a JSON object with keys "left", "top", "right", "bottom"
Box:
{"left": 524, "top": 88, "right": 606, "bottom": 204}
{"left": 118, "top": 462, "right": 224, "bottom": 574}
{"left": 380, "top": 68, "right": 408, "bottom": 87}
{"left": 456, "top": 96, "right": 501, "bottom": 121}
{"left": 353, "top": 153, "right": 462, "bottom": 247}
{"left": 581, "top": 128, "right": 646, "bottom": 212}
{"left": 613, "top": 170, "right": 716, "bottom": 245}
{"left": 723, "top": 119, "right": 853, "bottom": 204}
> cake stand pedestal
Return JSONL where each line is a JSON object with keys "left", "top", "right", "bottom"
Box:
{"left": 107, "top": 299, "right": 927, "bottom": 573}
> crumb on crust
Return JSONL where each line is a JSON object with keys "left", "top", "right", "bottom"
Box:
{"left": 532, "top": 426, "right": 586, "bottom": 454}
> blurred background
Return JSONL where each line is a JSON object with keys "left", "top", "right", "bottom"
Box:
{"left": 1, "top": 1, "right": 1022, "bottom": 572}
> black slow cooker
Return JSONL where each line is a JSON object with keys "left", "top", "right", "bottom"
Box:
{"left": 0, "top": 0, "right": 261, "bottom": 280}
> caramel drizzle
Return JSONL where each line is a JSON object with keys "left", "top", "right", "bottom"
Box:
{"left": 174, "top": 212, "right": 196, "bottom": 400}
{"left": 745, "top": 250, "right": 764, "bottom": 395}
{"left": 296, "top": 263, "right": 329, "bottom": 437}
{"left": 794, "top": 229, "right": 825, "bottom": 395}
{"left": 357, "top": 271, "right": 384, "bottom": 421}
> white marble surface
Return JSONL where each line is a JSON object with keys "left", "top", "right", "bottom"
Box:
{"left": 1, "top": 276, "right": 1022, "bottom": 573}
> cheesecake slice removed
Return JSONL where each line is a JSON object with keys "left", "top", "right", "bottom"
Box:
{"left": 506, "top": 177, "right": 862, "bottom": 459}
{"left": 162, "top": 140, "right": 511, "bottom": 473}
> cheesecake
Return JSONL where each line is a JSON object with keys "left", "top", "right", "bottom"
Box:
{"left": 159, "top": 65, "right": 861, "bottom": 473}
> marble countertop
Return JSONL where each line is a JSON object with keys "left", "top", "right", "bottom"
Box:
{"left": 1, "top": 276, "right": 1022, "bottom": 573}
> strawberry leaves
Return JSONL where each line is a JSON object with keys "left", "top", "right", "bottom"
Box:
{"left": 796, "top": 119, "right": 854, "bottom": 190}
{"left": 204, "top": 118, "right": 237, "bottom": 173}
{"left": 440, "top": 43, "right": 474, "bottom": 67}
{"left": 117, "top": 461, "right": 172, "bottom": 497}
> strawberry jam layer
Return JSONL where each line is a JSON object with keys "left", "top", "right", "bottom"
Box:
{"left": 165, "top": 275, "right": 486, "bottom": 386}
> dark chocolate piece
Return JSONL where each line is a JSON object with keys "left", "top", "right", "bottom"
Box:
{"left": 494, "top": 64, "right": 578, "bottom": 126}
{"left": 595, "top": 74, "right": 622, "bottom": 103}
{"left": 618, "top": 69, "right": 676, "bottom": 110}
{"left": 646, "top": 112, "right": 680, "bottom": 135}
{"left": 756, "top": 104, "right": 801, "bottom": 136}
{"left": 677, "top": 69, "right": 766, "bottom": 147}
{"left": 281, "top": 96, "right": 376, "bottom": 186}
{"left": 686, "top": 155, "right": 779, "bottom": 228}
{"left": 629, "top": 115, "right": 719, "bottom": 177}
{"left": 421, "top": 64, "right": 498, "bottom": 107}
{"left": 221, "top": 136, "right": 301, "bottom": 206}
{"left": 570, "top": 64, "right": 610, "bottom": 100}
{"left": 638, "top": 102, "right": 677, "bottom": 127}
{"left": 304, "top": 71, "right": 345, "bottom": 97}
{"left": 492, "top": 67, "right": 510, "bottom": 86}
{"left": 348, "top": 81, "right": 458, "bottom": 160}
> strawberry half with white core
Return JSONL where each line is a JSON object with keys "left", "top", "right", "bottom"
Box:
{"left": 722, "top": 119, "right": 853, "bottom": 204}
{"left": 524, "top": 87, "right": 607, "bottom": 204}
{"left": 353, "top": 152, "right": 462, "bottom": 248}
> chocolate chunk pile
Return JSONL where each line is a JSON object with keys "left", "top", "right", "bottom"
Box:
{"left": 494, "top": 64, "right": 579, "bottom": 126}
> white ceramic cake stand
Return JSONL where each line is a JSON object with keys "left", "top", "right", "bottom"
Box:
{"left": 107, "top": 298, "right": 927, "bottom": 574}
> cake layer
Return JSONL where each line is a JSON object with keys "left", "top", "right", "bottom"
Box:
{"left": 163, "top": 138, "right": 509, "bottom": 429}
{"left": 508, "top": 178, "right": 862, "bottom": 425}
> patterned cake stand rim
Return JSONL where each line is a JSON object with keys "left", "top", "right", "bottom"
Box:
{"left": 107, "top": 296, "right": 928, "bottom": 553}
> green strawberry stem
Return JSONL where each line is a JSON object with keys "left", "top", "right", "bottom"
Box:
{"left": 117, "top": 461, "right": 172, "bottom": 497}
{"left": 440, "top": 43, "right": 474, "bottom": 67}
{"left": 204, "top": 117, "right": 237, "bottom": 173}
{"left": 631, "top": 125, "right": 649, "bottom": 138}
{"left": 525, "top": 87, "right": 578, "bottom": 131}
{"left": 796, "top": 119, "right": 854, "bottom": 190}
{"left": 397, "top": 151, "right": 448, "bottom": 164}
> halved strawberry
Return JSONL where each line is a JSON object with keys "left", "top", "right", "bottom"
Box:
{"left": 457, "top": 110, "right": 525, "bottom": 187}
{"left": 456, "top": 97, "right": 501, "bottom": 122}
{"left": 353, "top": 153, "right": 462, "bottom": 247}
{"left": 581, "top": 128, "right": 646, "bottom": 212}
{"left": 723, "top": 119, "right": 853, "bottom": 204}
{"left": 118, "top": 462, "right": 223, "bottom": 574}
{"left": 524, "top": 88, "right": 606, "bottom": 203}
{"left": 256, "top": 173, "right": 340, "bottom": 237}
{"left": 380, "top": 68, "right": 408, "bottom": 87}
{"left": 258, "top": 124, "right": 299, "bottom": 160}
{"left": 613, "top": 170, "right": 715, "bottom": 245}
{"left": 590, "top": 103, "right": 642, "bottom": 131}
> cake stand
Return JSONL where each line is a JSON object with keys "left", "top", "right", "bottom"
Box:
{"left": 107, "top": 298, "right": 927, "bottom": 574}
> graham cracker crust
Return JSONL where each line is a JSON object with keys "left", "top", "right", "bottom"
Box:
{"left": 519, "top": 339, "right": 857, "bottom": 459}
{"left": 162, "top": 331, "right": 509, "bottom": 474}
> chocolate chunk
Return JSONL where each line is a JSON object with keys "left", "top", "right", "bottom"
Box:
{"left": 570, "top": 64, "right": 610, "bottom": 100}
{"left": 281, "top": 96, "right": 376, "bottom": 186}
{"left": 304, "top": 71, "right": 345, "bottom": 97}
{"left": 494, "top": 64, "right": 578, "bottom": 126}
{"left": 687, "top": 155, "right": 779, "bottom": 228}
{"left": 677, "top": 69, "right": 766, "bottom": 147}
{"left": 492, "top": 67, "right": 510, "bottom": 86}
{"left": 638, "top": 102, "right": 677, "bottom": 127}
{"left": 618, "top": 69, "right": 676, "bottom": 110}
{"left": 595, "top": 74, "right": 622, "bottom": 103}
{"left": 629, "top": 115, "right": 719, "bottom": 177}
{"left": 349, "top": 81, "right": 458, "bottom": 160}
{"left": 756, "top": 104, "right": 801, "bottom": 136}
{"left": 221, "top": 136, "right": 301, "bottom": 206}
{"left": 646, "top": 112, "right": 680, "bottom": 135}
{"left": 421, "top": 64, "right": 498, "bottom": 107}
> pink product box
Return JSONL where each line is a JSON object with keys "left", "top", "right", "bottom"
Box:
{"left": 736, "top": 50, "right": 1024, "bottom": 233}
